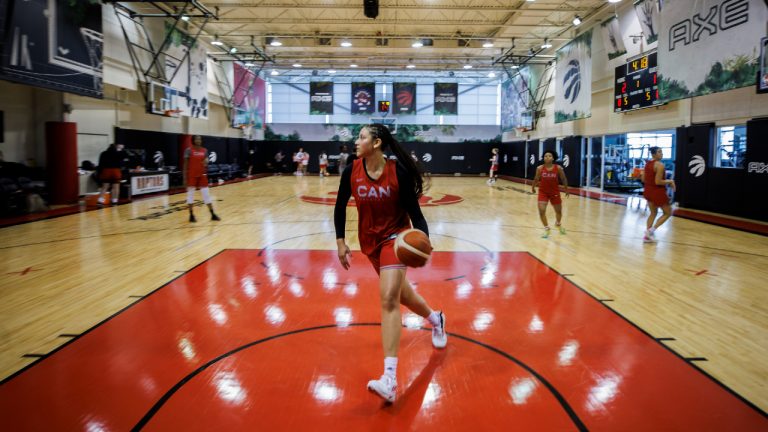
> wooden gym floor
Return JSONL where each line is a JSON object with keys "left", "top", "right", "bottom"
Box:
{"left": 0, "top": 176, "right": 766, "bottom": 430}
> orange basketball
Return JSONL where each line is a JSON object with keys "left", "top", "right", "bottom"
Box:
{"left": 395, "top": 229, "right": 432, "bottom": 268}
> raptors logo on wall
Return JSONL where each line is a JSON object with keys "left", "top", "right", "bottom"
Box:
{"left": 300, "top": 191, "right": 463, "bottom": 206}
{"left": 393, "top": 82, "right": 416, "bottom": 114}
{"left": 351, "top": 82, "right": 375, "bottom": 114}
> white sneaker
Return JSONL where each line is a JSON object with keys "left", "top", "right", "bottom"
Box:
{"left": 367, "top": 374, "right": 397, "bottom": 403}
{"left": 643, "top": 231, "right": 656, "bottom": 243}
{"left": 432, "top": 311, "right": 447, "bottom": 349}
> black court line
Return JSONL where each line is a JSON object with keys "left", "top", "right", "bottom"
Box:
{"left": 128, "top": 295, "right": 144, "bottom": 299}
{"left": 58, "top": 334, "right": 80, "bottom": 338}
{"left": 444, "top": 275, "right": 465, "bottom": 281}
{"left": 656, "top": 337, "right": 676, "bottom": 342}
{"left": 132, "top": 324, "right": 587, "bottom": 432}
{"left": 686, "top": 357, "right": 708, "bottom": 362}
{"left": 598, "top": 299, "right": 614, "bottom": 302}
{"left": 562, "top": 273, "right": 575, "bottom": 276}
{"left": 526, "top": 252, "right": 767, "bottom": 419}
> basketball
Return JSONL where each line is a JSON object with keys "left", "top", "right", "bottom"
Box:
{"left": 395, "top": 229, "right": 432, "bottom": 267}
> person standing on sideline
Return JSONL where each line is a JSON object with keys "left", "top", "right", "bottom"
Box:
{"left": 293, "top": 148, "right": 305, "bottom": 175}
{"left": 96, "top": 143, "right": 125, "bottom": 206}
{"left": 301, "top": 151, "right": 310, "bottom": 176}
{"left": 487, "top": 148, "right": 499, "bottom": 185}
{"left": 531, "top": 150, "right": 569, "bottom": 238}
{"left": 183, "top": 135, "right": 221, "bottom": 223}
{"left": 319, "top": 152, "right": 328, "bottom": 177}
{"left": 334, "top": 124, "right": 446, "bottom": 404}
{"left": 641, "top": 146, "right": 676, "bottom": 243}
{"left": 337, "top": 145, "right": 349, "bottom": 175}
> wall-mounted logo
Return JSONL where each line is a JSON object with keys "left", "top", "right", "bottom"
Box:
{"left": 451, "top": 155, "right": 464, "bottom": 160}
{"left": 688, "top": 155, "right": 706, "bottom": 177}
{"left": 422, "top": 153, "right": 432, "bottom": 162}
{"left": 563, "top": 59, "right": 581, "bottom": 103}
{"left": 562, "top": 154, "right": 570, "bottom": 167}
{"left": 668, "top": 0, "right": 749, "bottom": 51}
{"left": 747, "top": 162, "right": 768, "bottom": 174}
{"left": 153, "top": 151, "right": 164, "bottom": 165}
{"left": 209, "top": 151, "right": 218, "bottom": 163}
{"left": 529, "top": 154, "right": 535, "bottom": 165}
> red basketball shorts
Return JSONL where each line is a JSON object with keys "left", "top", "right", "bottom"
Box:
{"left": 366, "top": 236, "right": 405, "bottom": 275}
{"left": 100, "top": 168, "right": 122, "bottom": 183}
{"left": 644, "top": 190, "right": 669, "bottom": 207}
{"left": 187, "top": 174, "right": 208, "bottom": 188}
{"left": 538, "top": 192, "right": 562, "bottom": 205}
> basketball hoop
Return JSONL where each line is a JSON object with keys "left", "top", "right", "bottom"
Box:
{"left": 163, "top": 108, "right": 182, "bottom": 117}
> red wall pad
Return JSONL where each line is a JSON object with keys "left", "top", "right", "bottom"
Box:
{"left": 45, "top": 121, "right": 78, "bottom": 204}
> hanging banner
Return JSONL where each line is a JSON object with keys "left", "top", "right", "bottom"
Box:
{"left": 310, "top": 81, "right": 334, "bottom": 114}
{"left": 433, "top": 83, "right": 458, "bottom": 115}
{"left": 501, "top": 67, "right": 534, "bottom": 131}
{"left": 601, "top": 17, "right": 627, "bottom": 60}
{"left": 634, "top": 0, "right": 660, "bottom": 44}
{"left": 351, "top": 82, "right": 375, "bottom": 114}
{"left": 759, "top": 37, "right": 768, "bottom": 94}
{"left": 658, "top": 0, "right": 768, "bottom": 102}
{"left": 164, "top": 24, "right": 208, "bottom": 118}
{"left": 0, "top": 0, "right": 103, "bottom": 98}
{"left": 393, "top": 82, "right": 416, "bottom": 114}
{"left": 233, "top": 63, "right": 265, "bottom": 129}
{"left": 555, "top": 30, "right": 593, "bottom": 123}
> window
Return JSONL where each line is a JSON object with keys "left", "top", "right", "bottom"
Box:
{"left": 713, "top": 125, "right": 747, "bottom": 168}
{"left": 266, "top": 83, "right": 273, "bottom": 124}
{"left": 626, "top": 130, "right": 674, "bottom": 160}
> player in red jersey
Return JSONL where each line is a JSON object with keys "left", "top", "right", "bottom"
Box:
{"left": 183, "top": 135, "right": 221, "bottom": 223}
{"left": 531, "top": 150, "right": 569, "bottom": 238}
{"left": 334, "top": 124, "right": 446, "bottom": 403}
{"left": 487, "top": 148, "right": 499, "bottom": 185}
{"left": 641, "top": 146, "right": 675, "bottom": 243}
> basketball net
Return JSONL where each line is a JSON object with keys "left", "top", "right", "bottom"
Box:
{"left": 80, "top": 28, "right": 103, "bottom": 92}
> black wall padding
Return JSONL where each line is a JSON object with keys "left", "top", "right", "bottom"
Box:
{"left": 674, "top": 124, "right": 713, "bottom": 210}
{"left": 499, "top": 141, "right": 526, "bottom": 178}
{"left": 561, "top": 136, "right": 582, "bottom": 186}
{"left": 744, "top": 118, "right": 768, "bottom": 220}
{"left": 525, "top": 139, "right": 540, "bottom": 179}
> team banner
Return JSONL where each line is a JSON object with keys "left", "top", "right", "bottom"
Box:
{"left": 759, "top": 37, "right": 768, "bottom": 94}
{"left": 658, "top": 0, "right": 768, "bottom": 102}
{"left": 232, "top": 63, "right": 265, "bottom": 129}
{"left": 601, "top": 17, "right": 627, "bottom": 60}
{"left": 351, "top": 82, "right": 375, "bottom": 114}
{"left": 164, "top": 24, "right": 208, "bottom": 118}
{"left": 433, "top": 83, "right": 458, "bottom": 115}
{"left": 0, "top": 0, "right": 103, "bottom": 98}
{"left": 634, "top": 0, "right": 660, "bottom": 44}
{"left": 555, "top": 30, "right": 593, "bottom": 123}
{"left": 310, "top": 81, "right": 334, "bottom": 114}
{"left": 501, "top": 66, "right": 535, "bottom": 132}
{"left": 393, "top": 82, "right": 416, "bottom": 114}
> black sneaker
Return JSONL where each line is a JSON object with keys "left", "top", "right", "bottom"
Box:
{"left": 211, "top": 213, "right": 221, "bottom": 221}
{"left": 189, "top": 214, "right": 197, "bottom": 223}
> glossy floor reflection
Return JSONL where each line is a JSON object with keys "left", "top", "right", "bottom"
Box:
{"left": 0, "top": 250, "right": 765, "bottom": 431}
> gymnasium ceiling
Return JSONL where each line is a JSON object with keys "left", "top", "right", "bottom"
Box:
{"left": 122, "top": 1, "right": 621, "bottom": 79}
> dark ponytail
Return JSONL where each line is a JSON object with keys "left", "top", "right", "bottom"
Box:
{"left": 365, "top": 123, "right": 428, "bottom": 197}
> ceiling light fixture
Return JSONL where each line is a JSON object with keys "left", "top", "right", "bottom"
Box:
{"left": 181, "top": 15, "right": 190, "bottom": 22}
{"left": 211, "top": 35, "right": 223, "bottom": 46}
{"left": 406, "top": 64, "right": 416, "bottom": 69}
{"left": 487, "top": 71, "right": 496, "bottom": 78}
{"left": 463, "top": 64, "right": 473, "bottom": 69}
{"left": 293, "top": 63, "right": 302, "bottom": 68}
{"left": 412, "top": 40, "right": 423, "bottom": 48}
{"left": 483, "top": 41, "right": 494, "bottom": 48}
{"left": 270, "top": 38, "right": 283, "bottom": 47}
{"left": 609, "top": 0, "right": 622, "bottom": 3}
{"left": 541, "top": 39, "right": 552, "bottom": 49}
{"left": 244, "top": 62, "right": 255, "bottom": 67}
{"left": 328, "top": 69, "right": 336, "bottom": 74}
{"left": 229, "top": 47, "right": 237, "bottom": 53}
{"left": 271, "top": 70, "right": 279, "bottom": 75}
{"left": 350, "top": 64, "right": 358, "bottom": 68}
{"left": 573, "top": 15, "right": 582, "bottom": 26}
{"left": 340, "top": 40, "right": 352, "bottom": 47}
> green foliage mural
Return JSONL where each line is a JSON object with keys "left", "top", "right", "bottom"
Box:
{"left": 660, "top": 54, "right": 758, "bottom": 101}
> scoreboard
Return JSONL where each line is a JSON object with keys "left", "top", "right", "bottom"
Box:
{"left": 614, "top": 51, "right": 661, "bottom": 112}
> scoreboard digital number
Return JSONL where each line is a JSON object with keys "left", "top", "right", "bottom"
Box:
{"left": 614, "top": 51, "right": 661, "bottom": 112}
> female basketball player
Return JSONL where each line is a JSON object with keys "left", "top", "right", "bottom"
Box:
{"left": 641, "top": 146, "right": 676, "bottom": 243}
{"left": 334, "top": 124, "right": 446, "bottom": 403}
{"left": 183, "top": 135, "right": 221, "bottom": 223}
{"left": 487, "top": 148, "right": 499, "bottom": 185}
{"left": 531, "top": 150, "right": 569, "bottom": 238}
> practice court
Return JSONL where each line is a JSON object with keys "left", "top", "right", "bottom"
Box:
{"left": 0, "top": 176, "right": 766, "bottom": 430}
